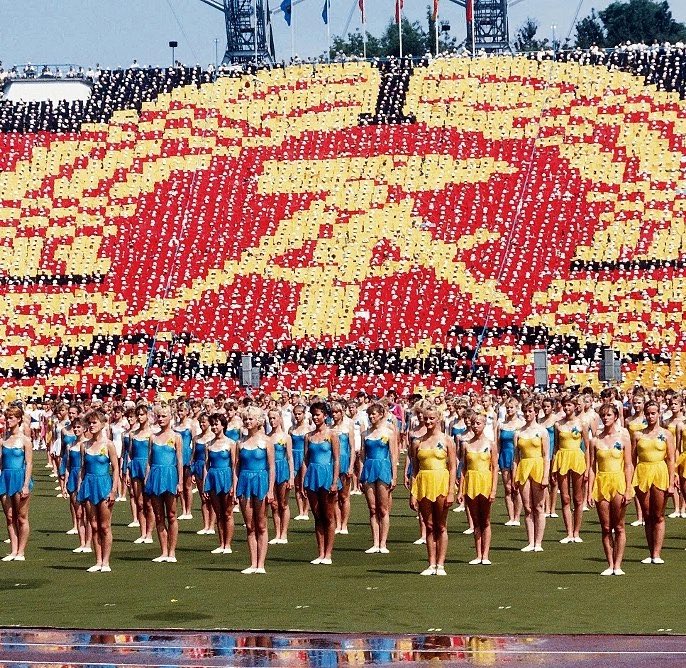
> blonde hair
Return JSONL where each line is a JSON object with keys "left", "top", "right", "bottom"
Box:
{"left": 244, "top": 405, "right": 266, "bottom": 426}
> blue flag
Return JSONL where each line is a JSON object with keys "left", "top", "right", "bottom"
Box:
{"left": 322, "top": 0, "right": 329, "bottom": 24}
{"left": 280, "top": 0, "right": 292, "bottom": 26}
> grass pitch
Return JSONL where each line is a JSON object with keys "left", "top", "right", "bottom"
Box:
{"left": 1, "top": 454, "right": 684, "bottom": 634}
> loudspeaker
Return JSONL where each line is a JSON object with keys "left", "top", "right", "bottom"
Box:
{"left": 600, "top": 348, "right": 620, "bottom": 382}
{"left": 533, "top": 349, "right": 549, "bottom": 388}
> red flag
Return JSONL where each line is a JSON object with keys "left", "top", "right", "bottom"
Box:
{"left": 395, "top": 0, "right": 403, "bottom": 24}
{"left": 359, "top": 0, "right": 365, "bottom": 22}
{"left": 466, "top": 0, "right": 473, "bottom": 22}
{"left": 433, "top": 0, "right": 439, "bottom": 20}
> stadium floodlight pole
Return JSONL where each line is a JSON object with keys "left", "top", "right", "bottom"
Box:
{"left": 397, "top": 0, "right": 403, "bottom": 58}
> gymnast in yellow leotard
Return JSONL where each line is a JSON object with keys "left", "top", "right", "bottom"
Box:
{"left": 410, "top": 405, "right": 456, "bottom": 576}
{"left": 631, "top": 400, "right": 675, "bottom": 565}
{"left": 626, "top": 393, "right": 648, "bottom": 526}
{"left": 513, "top": 401, "right": 550, "bottom": 553}
{"left": 458, "top": 411, "right": 498, "bottom": 565}
{"left": 662, "top": 394, "right": 684, "bottom": 518}
{"left": 554, "top": 395, "right": 588, "bottom": 544}
{"left": 587, "top": 404, "right": 633, "bottom": 576}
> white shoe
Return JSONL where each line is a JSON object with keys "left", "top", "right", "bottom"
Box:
{"left": 1, "top": 554, "right": 15, "bottom": 562}
{"left": 469, "top": 558, "right": 482, "bottom": 565}
{"left": 613, "top": 568, "right": 625, "bottom": 576}
{"left": 600, "top": 567, "right": 614, "bottom": 576}
{"left": 631, "top": 519, "right": 643, "bottom": 527}
{"left": 582, "top": 505, "right": 589, "bottom": 511}
{"left": 420, "top": 566, "right": 436, "bottom": 576}
{"left": 241, "top": 567, "right": 256, "bottom": 574}
{"left": 223, "top": 547, "right": 233, "bottom": 554}
{"left": 681, "top": 512, "right": 686, "bottom": 519}
{"left": 82, "top": 547, "right": 92, "bottom": 553}
{"left": 339, "top": 529, "right": 348, "bottom": 535}
{"left": 481, "top": 559, "right": 492, "bottom": 565}
{"left": 521, "top": 544, "right": 535, "bottom": 552}
{"left": 116, "top": 497, "right": 127, "bottom": 502}
{"left": 278, "top": 538, "right": 288, "bottom": 544}
{"left": 254, "top": 567, "right": 266, "bottom": 574}
{"left": 463, "top": 528, "right": 474, "bottom": 535}
{"left": 178, "top": 514, "right": 193, "bottom": 520}
{"left": 152, "top": 556, "right": 167, "bottom": 563}
{"left": 435, "top": 566, "right": 447, "bottom": 576}
{"left": 233, "top": 506, "right": 241, "bottom": 513}
{"left": 72, "top": 546, "right": 84, "bottom": 553}
{"left": 653, "top": 557, "right": 665, "bottom": 564}
{"left": 310, "top": 558, "right": 323, "bottom": 565}
{"left": 365, "top": 546, "right": 380, "bottom": 554}
{"left": 197, "top": 529, "right": 208, "bottom": 535}
{"left": 512, "top": 520, "right": 521, "bottom": 526}
{"left": 334, "top": 528, "right": 341, "bottom": 534}
{"left": 295, "top": 514, "right": 308, "bottom": 520}
{"left": 378, "top": 547, "right": 390, "bottom": 554}
{"left": 573, "top": 537, "right": 583, "bottom": 543}
{"left": 268, "top": 537, "right": 281, "bottom": 545}
{"left": 66, "top": 528, "right": 78, "bottom": 535}
{"left": 166, "top": 556, "right": 177, "bottom": 563}
{"left": 133, "top": 537, "right": 145, "bottom": 544}
{"left": 128, "top": 521, "right": 140, "bottom": 528}
{"left": 3, "top": 539, "right": 10, "bottom": 544}
{"left": 100, "top": 565, "right": 112, "bottom": 573}
{"left": 87, "top": 564, "right": 102, "bottom": 572}
{"left": 533, "top": 545, "right": 544, "bottom": 552}
{"left": 49, "top": 472, "right": 58, "bottom": 478}
{"left": 143, "top": 537, "right": 154, "bottom": 544}
{"left": 544, "top": 513, "right": 551, "bottom": 518}
{"left": 211, "top": 547, "right": 224, "bottom": 554}
{"left": 641, "top": 556, "right": 653, "bottom": 564}
{"left": 549, "top": 513, "right": 558, "bottom": 519}
{"left": 12, "top": 555, "right": 25, "bottom": 561}
{"left": 560, "top": 536, "right": 574, "bottom": 544}
{"left": 504, "top": 520, "right": 515, "bottom": 526}
{"left": 205, "top": 529, "right": 215, "bottom": 534}
{"left": 413, "top": 538, "right": 427, "bottom": 545}
{"left": 320, "top": 558, "right": 332, "bottom": 565}
{"left": 668, "top": 511, "right": 680, "bottom": 518}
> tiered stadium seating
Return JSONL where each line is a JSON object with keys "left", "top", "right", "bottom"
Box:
{"left": 0, "top": 52, "right": 684, "bottom": 397}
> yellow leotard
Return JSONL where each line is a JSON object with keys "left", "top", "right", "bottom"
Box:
{"left": 463, "top": 449, "right": 493, "bottom": 500}
{"left": 411, "top": 446, "right": 450, "bottom": 502}
{"left": 514, "top": 434, "right": 544, "bottom": 485}
{"left": 627, "top": 419, "right": 646, "bottom": 434}
{"left": 552, "top": 428, "right": 586, "bottom": 476}
{"left": 632, "top": 434, "right": 669, "bottom": 492}
{"left": 592, "top": 447, "right": 628, "bottom": 502}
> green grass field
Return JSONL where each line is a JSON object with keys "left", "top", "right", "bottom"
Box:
{"left": 1, "top": 454, "right": 685, "bottom": 634}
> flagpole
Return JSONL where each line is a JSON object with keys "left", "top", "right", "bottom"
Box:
{"left": 362, "top": 0, "right": 367, "bottom": 59}
{"left": 398, "top": 0, "right": 403, "bottom": 58}
{"left": 291, "top": 0, "right": 295, "bottom": 61}
{"left": 254, "top": 0, "right": 258, "bottom": 65}
{"left": 471, "top": 0, "right": 476, "bottom": 54}
{"left": 326, "top": 0, "right": 331, "bottom": 63}
{"left": 435, "top": 3, "right": 439, "bottom": 56}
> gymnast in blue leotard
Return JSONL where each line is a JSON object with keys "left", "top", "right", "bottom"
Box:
{"left": 540, "top": 396, "right": 560, "bottom": 519}
{"left": 59, "top": 405, "right": 80, "bottom": 533}
{"left": 192, "top": 413, "right": 215, "bottom": 536}
{"left": 0, "top": 406, "right": 34, "bottom": 562}
{"left": 127, "top": 405, "right": 154, "bottom": 544}
{"left": 146, "top": 405, "right": 183, "bottom": 564}
{"left": 496, "top": 398, "right": 524, "bottom": 526}
{"left": 360, "top": 402, "right": 397, "bottom": 555}
{"left": 173, "top": 400, "right": 195, "bottom": 520}
{"left": 79, "top": 409, "right": 119, "bottom": 573}
{"left": 223, "top": 400, "right": 244, "bottom": 445}
{"left": 289, "top": 404, "right": 311, "bottom": 521}
{"left": 236, "top": 406, "right": 275, "bottom": 574}
{"left": 63, "top": 415, "right": 92, "bottom": 553}
{"left": 331, "top": 401, "right": 355, "bottom": 535}
{"left": 304, "top": 402, "right": 340, "bottom": 565}
{"left": 266, "top": 409, "right": 294, "bottom": 545}
{"left": 202, "top": 413, "right": 237, "bottom": 556}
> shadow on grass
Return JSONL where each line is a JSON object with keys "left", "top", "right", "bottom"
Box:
{"left": 365, "top": 568, "right": 419, "bottom": 575}
{"left": 540, "top": 570, "right": 596, "bottom": 575}
{"left": 48, "top": 565, "right": 87, "bottom": 571}
{"left": 135, "top": 610, "right": 213, "bottom": 623}
{"left": 0, "top": 577, "right": 48, "bottom": 590}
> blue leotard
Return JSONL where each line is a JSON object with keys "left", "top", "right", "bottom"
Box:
{"left": 360, "top": 436, "right": 393, "bottom": 486}
{"left": 59, "top": 432, "right": 78, "bottom": 477}
{"left": 236, "top": 446, "right": 269, "bottom": 500}
{"left": 225, "top": 427, "right": 242, "bottom": 443}
{"left": 498, "top": 428, "right": 516, "bottom": 470}
{"left": 273, "top": 438, "right": 290, "bottom": 485}
{"left": 338, "top": 432, "right": 351, "bottom": 477}
{"left": 304, "top": 438, "right": 341, "bottom": 491}
{"left": 191, "top": 440, "right": 208, "bottom": 480}
{"left": 77, "top": 451, "right": 112, "bottom": 504}
{"left": 204, "top": 448, "right": 233, "bottom": 494}
{"left": 128, "top": 436, "right": 151, "bottom": 480}
{"left": 546, "top": 424, "right": 556, "bottom": 460}
{"left": 144, "top": 443, "right": 179, "bottom": 496}
{"left": 452, "top": 425, "right": 467, "bottom": 477}
{"left": 174, "top": 425, "right": 193, "bottom": 467}
{"left": 291, "top": 432, "right": 306, "bottom": 473}
{"left": 1, "top": 445, "right": 33, "bottom": 497}
{"left": 65, "top": 447, "right": 82, "bottom": 494}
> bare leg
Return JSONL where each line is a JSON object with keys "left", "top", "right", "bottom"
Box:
{"left": 465, "top": 496, "right": 482, "bottom": 560}
{"left": 376, "top": 482, "right": 391, "bottom": 550}
{"left": 253, "top": 498, "right": 269, "bottom": 569}
{"left": 520, "top": 480, "right": 534, "bottom": 547}
{"left": 596, "top": 499, "right": 613, "bottom": 569}
{"left": 558, "top": 472, "right": 573, "bottom": 538}
{"left": 364, "top": 484, "right": 380, "bottom": 548}
{"left": 532, "top": 481, "right": 547, "bottom": 547}
{"left": 502, "top": 468, "right": 515, "bottom": 521}
{"left": 609, "top": 494, "right": 627, "bottom": 569}
{"left": 86, "top": 501, "right": 102, "bottom": 566}
{"left": 241, "top": 497, "right": 258, "bottom": 568}
{"left": 636, "top": 489, "right": 653, "bottom": 556}
{"left": 337, "top": 475, "right": 351, "bottom": 532}
{"left": 277, "top": 482, "right": 291, "bottom": 540}
{"left": 2, "top": 496, "right": 18, "bottom": 556}
{"left": 650, "top": 487, "right": 667, "bottom": 559}
{"left": 96, "top": 501, "right": 113, "bottom": 567}
{"left": 307, "top": 491, "right": 324, "bottom": 559}
{"left": 209, "top": 492, "right": 225, "bottom": 548}
{"left": 478, "top": 496, "right": 493, "bottom": 560}
{"left": 182, "top": 468, "right": 193, "bottom": 517}
{"left": 433, "top": 498, "right": 450, "bottom": 567}
{"left": 151, "top": 496, "right": 169, "bottom": 558}
{"left": 322, "top": 490, "right": 337, "bottom": 558}
{"left": 418, "top": 498, "right": 436, "bottom": 566}
{"left": 14, "top": 494, "right": 30, "bottom": 558}
{"left": 570, "top": 471, "right": 584, "bottom": 537}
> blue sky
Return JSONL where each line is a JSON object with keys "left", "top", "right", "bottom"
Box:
{"left": 1, "top": 0, "right": 685, "bottom": 68}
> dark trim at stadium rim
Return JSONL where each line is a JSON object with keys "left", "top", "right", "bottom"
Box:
{"left": 0, "top": 273, "right": 104, "bottom": 287}
{"left": 570, "top": 258, "right": 686, "bottom": 272}
{"left": 1, "top": 628, "right": 686, "bottom": 667}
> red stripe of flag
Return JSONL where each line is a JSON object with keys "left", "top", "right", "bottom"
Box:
{"left": 433, "top": 0, "right": 439, "bottom": 20}
{"left": 466, "top": 0, "right": 473, "bottom": 23}
{"left": 395, "top": 0, "right": 404, "bottom": 24}
{"left": 359, "top": 0, "right": 365, "bottom": 22}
